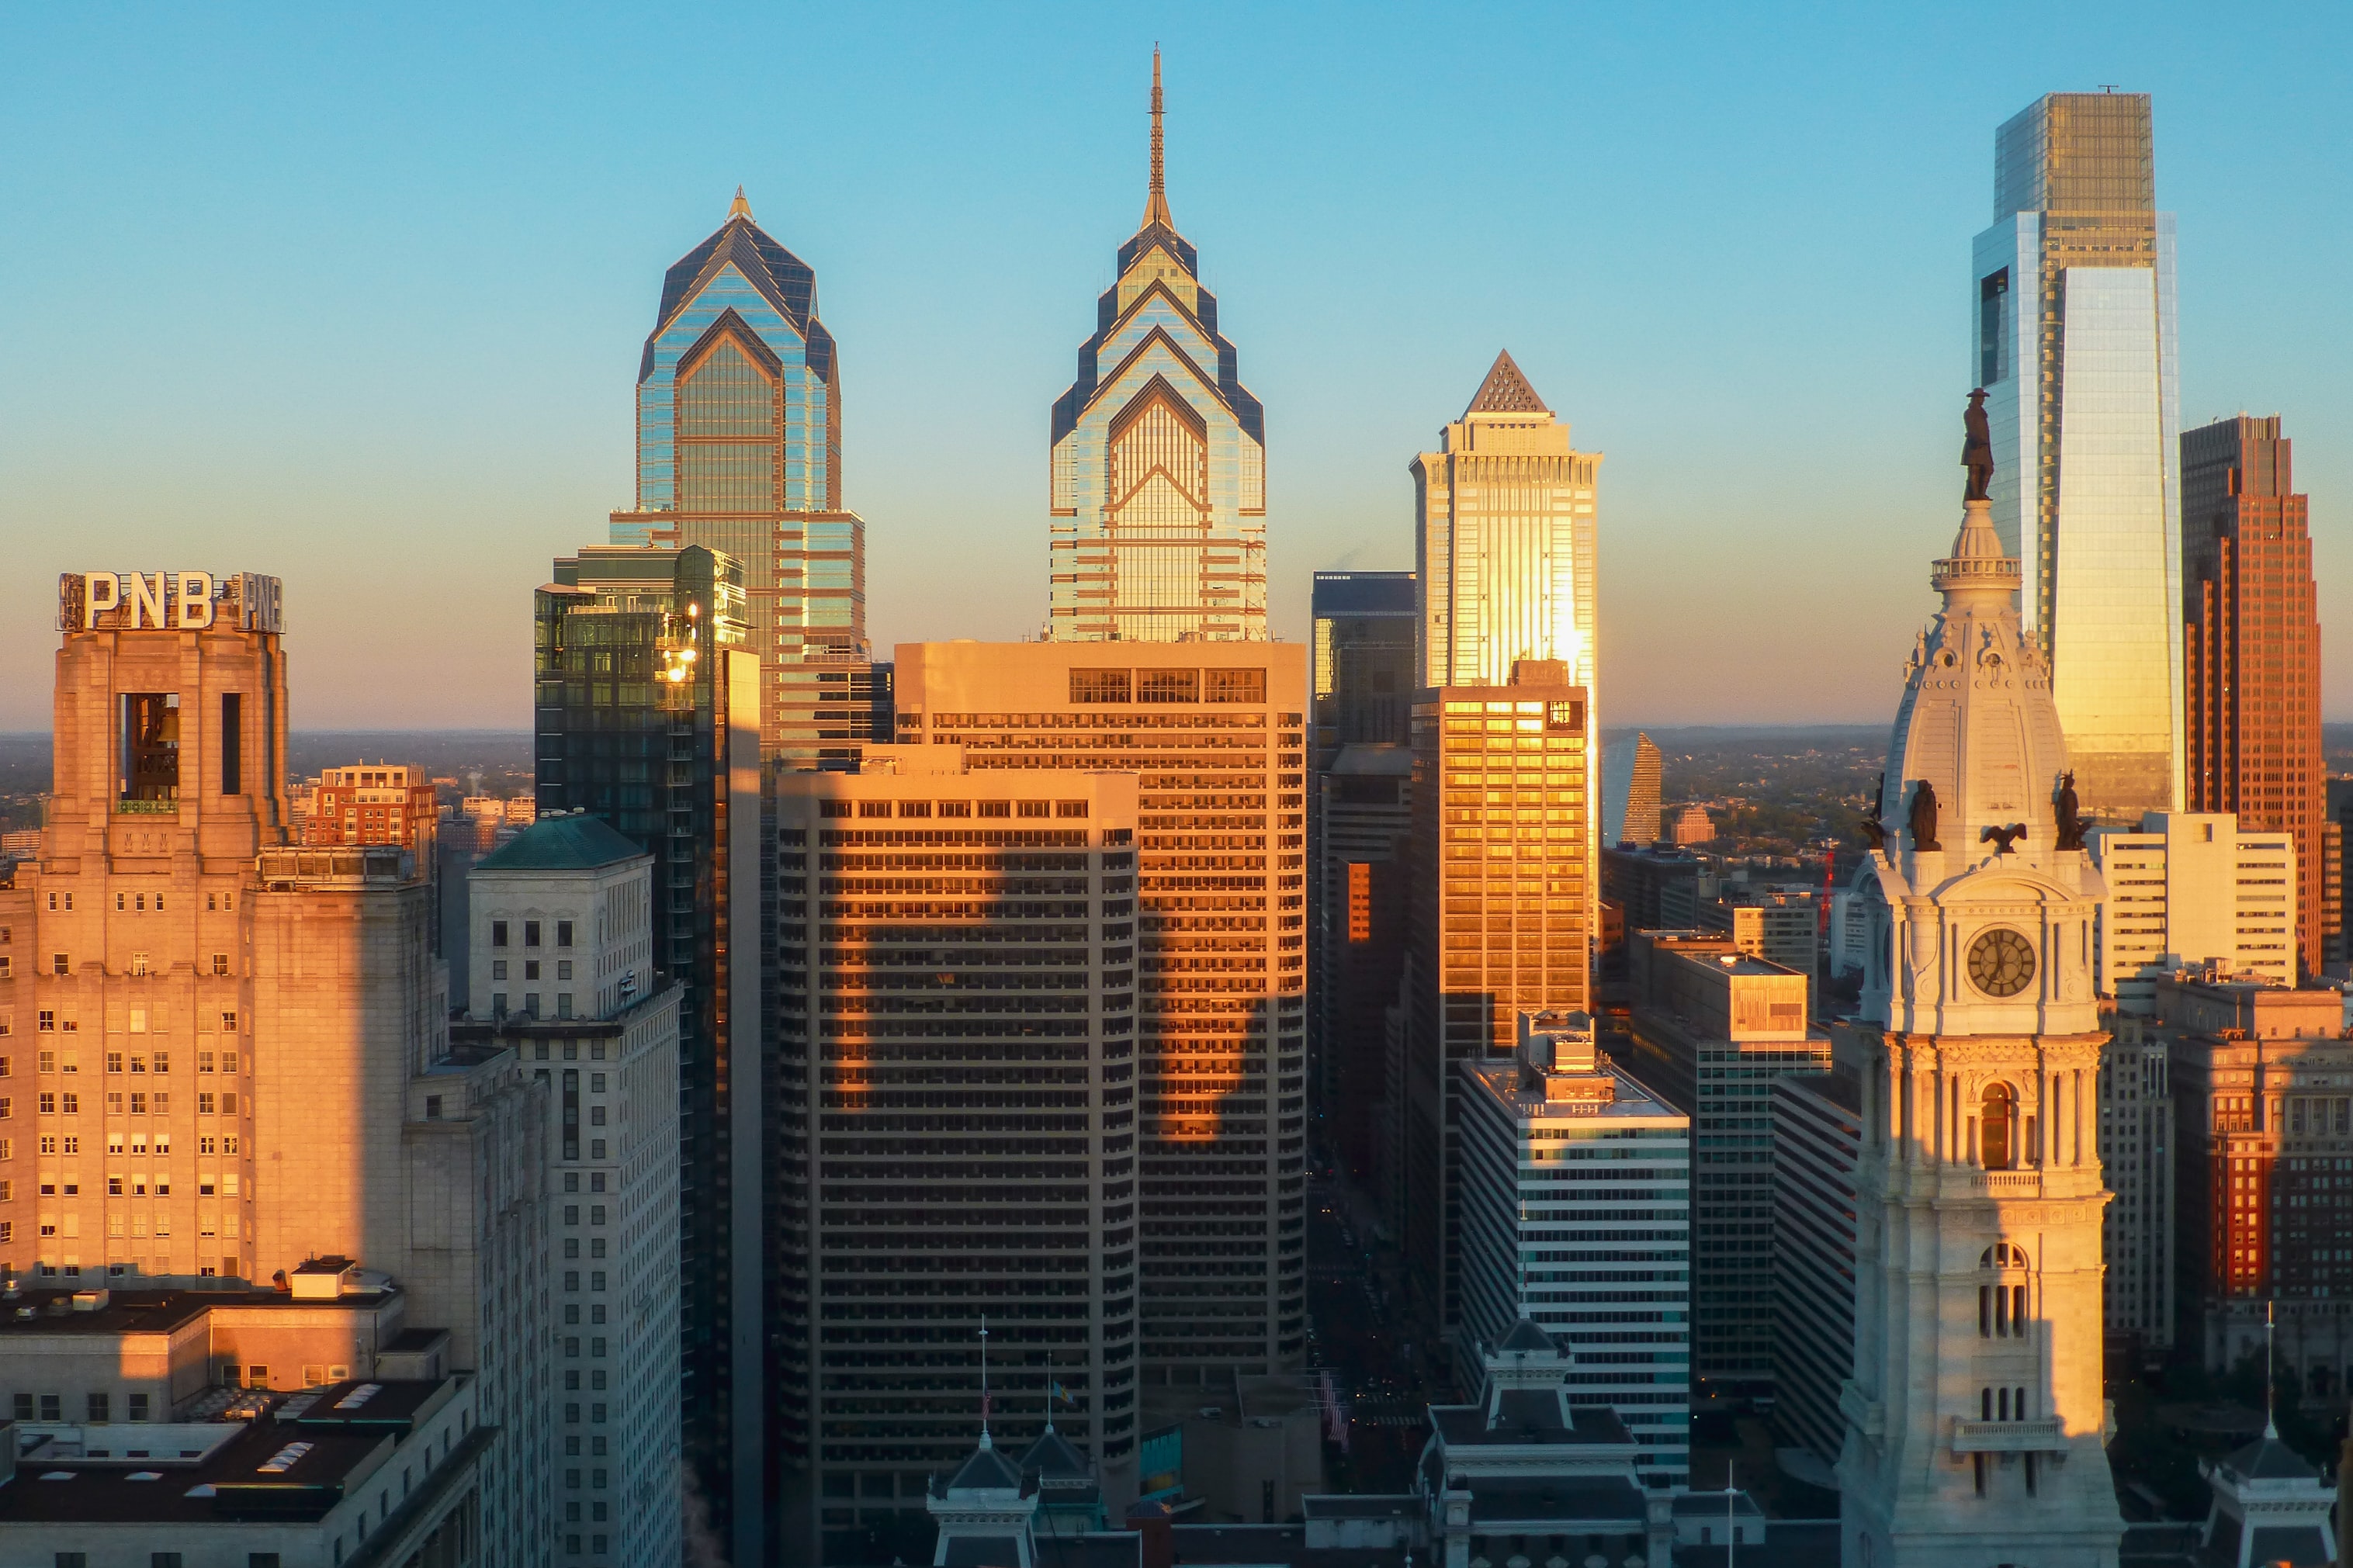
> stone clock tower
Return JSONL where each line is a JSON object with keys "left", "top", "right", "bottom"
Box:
{"left": 1835, "top": 424, "right": 2124, "bottom": 1566}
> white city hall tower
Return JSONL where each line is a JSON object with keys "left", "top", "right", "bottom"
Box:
{"left": 1836, "top": 407, "right": 2124, "bottom": 1567}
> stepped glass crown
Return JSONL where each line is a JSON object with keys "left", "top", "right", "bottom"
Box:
{"left": 1046, "top": 49, "right": 1267, "bottom": 642}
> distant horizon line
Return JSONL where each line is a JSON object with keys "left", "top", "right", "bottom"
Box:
{"left": 9, "top": 719, "right": 2353, "bottom": 736}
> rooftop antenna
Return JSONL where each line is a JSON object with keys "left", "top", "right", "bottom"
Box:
{"left": 1141, "top": 44, "right": 1173, "bottom": 230}
{"left": 1727, "top": 1456, "right": 1738, "bottom": 1567}
{"left": 2265, "top": 1298, "right": 2278, "bottom": 1438}
{"left": 979, "top": 1317, "right": 992, "bottom": 1447}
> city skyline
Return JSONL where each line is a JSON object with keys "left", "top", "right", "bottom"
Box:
{"left": 4, "top": 7, "right": 2348, "bottom": 733}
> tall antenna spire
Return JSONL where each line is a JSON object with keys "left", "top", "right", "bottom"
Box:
{"left": 2265, "top": 1298, "right": 2278, "bottom": 1438}
{"left": 1141, "top": 45, "right": 1173, "bottom": 231}
{"left": 978, "top": 1317, "right": 993, "bottom": 1448}
{"left": 728, "top": 185, "right": 753, "bottom": 222}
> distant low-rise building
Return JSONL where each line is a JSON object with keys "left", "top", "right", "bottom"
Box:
{"left": 1699, "top": 888, "right": 1820, "bottom": 1003}
{"left": 1602, "top": 732, "right": 1665, "bottom": 849}
{"left": 0, "top": 1366, "right": 487, "bottom": 1564}
{"left": 1669, "top": 804, "right": 1714, "bottom": 846}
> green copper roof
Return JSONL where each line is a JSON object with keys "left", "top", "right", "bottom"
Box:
{"left": 473, "top": 812, "right": 646, "bottom": 872}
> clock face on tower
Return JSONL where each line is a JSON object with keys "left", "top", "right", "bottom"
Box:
{"left": 1967, "top": 926, "right": 2037, "bottom": 999}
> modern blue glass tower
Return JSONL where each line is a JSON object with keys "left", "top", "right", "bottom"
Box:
{"left": 1048, "top": 50, "right": 1267, "bottom": 642}
{"left": 612, "top": 189, "right": 878, "bottom": 767}
{"left": 1973, "top": 92, "right": 2181, "bottom": 818}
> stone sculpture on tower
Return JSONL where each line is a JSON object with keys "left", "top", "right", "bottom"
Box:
{"left": 1835, "top": 396, "right": 2124, "bottom": 1567}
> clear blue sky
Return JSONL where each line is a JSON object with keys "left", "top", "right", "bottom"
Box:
{"left": 3, "top": 2, "right": 2348, "bottom": 730}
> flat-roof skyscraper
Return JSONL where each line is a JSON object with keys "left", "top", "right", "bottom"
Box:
{"left": 771, "top": 751, "right": 1141, "bottom": 1563}
{"left": 1402, "top": 663, "right": 1592, "bottom": 1344}
{"left": 1974, "top": 92, "right": 2181, "bottom": 819}
{"left": 610, "top": 191, "right": 872, "bottom": 765}
{"left": 892, "top": 643, "right": 1308, "bottom": 1388}
{"left": 1048, "top": 51, "right": 1267, "bottom": 643}
{"left": 2183, "top": 415, "right": 2325, "bottom": 974}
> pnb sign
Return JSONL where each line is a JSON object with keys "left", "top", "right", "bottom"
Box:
{"left": 56, "top": 572, "right": 284, "bottom": 634}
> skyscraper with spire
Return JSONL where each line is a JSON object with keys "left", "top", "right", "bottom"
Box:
{"left": 611, "top": 189, "right": 878, "bottom": 764}
{"left": 1048, "top": 50, "right": 1267, "bottom": 642}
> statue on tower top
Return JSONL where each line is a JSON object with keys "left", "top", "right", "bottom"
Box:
{"left": 1962, "top": 387, "right": 1994, "bottom": 502}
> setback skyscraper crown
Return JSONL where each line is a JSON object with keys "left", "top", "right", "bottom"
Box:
{"left": 1047, "top": 50, "right": 1267, "bottom": 642}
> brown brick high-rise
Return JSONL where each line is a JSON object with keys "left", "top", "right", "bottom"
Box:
{"left": 2183, "top": 415, "right": 2327, "bottom": 974}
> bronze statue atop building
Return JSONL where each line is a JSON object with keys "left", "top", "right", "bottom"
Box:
{"left": 1963, "top": 387, "right": 1994, "bottom": 503}
{"left": 1908, "top": 779, "right": 1941, "bottom": 850}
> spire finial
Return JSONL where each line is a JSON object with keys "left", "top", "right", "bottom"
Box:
{"left": 1141, "top": 46, "right": 1173, "bottom": 230}
{"left": 2265, "top": 1298, "right": 2278, "bottom": 1438}
{"left": 728, "top": 185, "right": 753, "bottom": 222}
{"left": 978, "top": 1318, "right": 993, "bottom": 1447}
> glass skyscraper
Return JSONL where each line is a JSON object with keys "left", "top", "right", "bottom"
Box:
{"left": 1413, "top": 351, "right": 1603, "bottom": 941}
{"left": 1048, "top": 51, "right": 1267, "bottom": 642}
{"left": 1974, "top": 92, "right": 2182, "bottom": 818}
{"left": 534, "top": 545, "right": 765, "bottom": 1563}
{"left": 611, "top": 189, "right": 875, "bottom": 764}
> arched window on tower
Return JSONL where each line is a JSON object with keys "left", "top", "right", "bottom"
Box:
{"left": 1980, "top": 1082, "right": 2017, "bottom": 1170}
{"left": 1978, "top": 1243, "right": 2032, "bottom": 1338}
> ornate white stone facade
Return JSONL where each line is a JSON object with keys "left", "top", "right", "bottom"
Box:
{"left": 1836, "top": 494, "right": 2125, "bottom": 1567}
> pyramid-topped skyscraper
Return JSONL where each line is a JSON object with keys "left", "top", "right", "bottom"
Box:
{"left": 1047, "top": 50, "right": 1267, "bottom": 642}
{"left": 610, "top": 189, "right": 872, "bottom": 760}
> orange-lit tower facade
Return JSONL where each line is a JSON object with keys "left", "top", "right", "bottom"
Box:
{"left": 2183, "top": 414, "right": 2328, "bottom": 974}
{"left": 0, "top": 572, "right": 444, "bottom": 1290}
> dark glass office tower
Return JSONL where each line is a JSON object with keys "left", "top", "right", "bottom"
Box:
{"left": 1310, "top": 571, "right": 1416, "bottom": 770}
{"left": 1307, "top": 572, "right": 1415, "bottom": 1178}
{"left": 535, "top": 544, "right": 764, "bottom": 1559}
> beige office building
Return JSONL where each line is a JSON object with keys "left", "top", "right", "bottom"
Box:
{"left": 891, "top": 642, "right": 1308, "bottom": 1385}
{"left": 2085, "top": 812, "right": 2297, "bottom": 1009}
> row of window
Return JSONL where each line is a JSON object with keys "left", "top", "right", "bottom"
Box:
{"left": 17, "top": 1012, "right": 242, "bottom": 1037}
{"left": 489, "top": 958, "right": 573, "bottom": 981}
{"left": 2, "top": 1091, "right": 243, "bottom": 1119}
{"left": 36, "top": 891, "right": 237, "bottom": 915}
{"left": 5, "top": 1051, "right": 238, "bottom": 1075}
{"left": 489, "top": 919, "right": 574, "bottom": 948}
{"left": 15, "top": 1390, "right": 153, "bottom": 1421}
